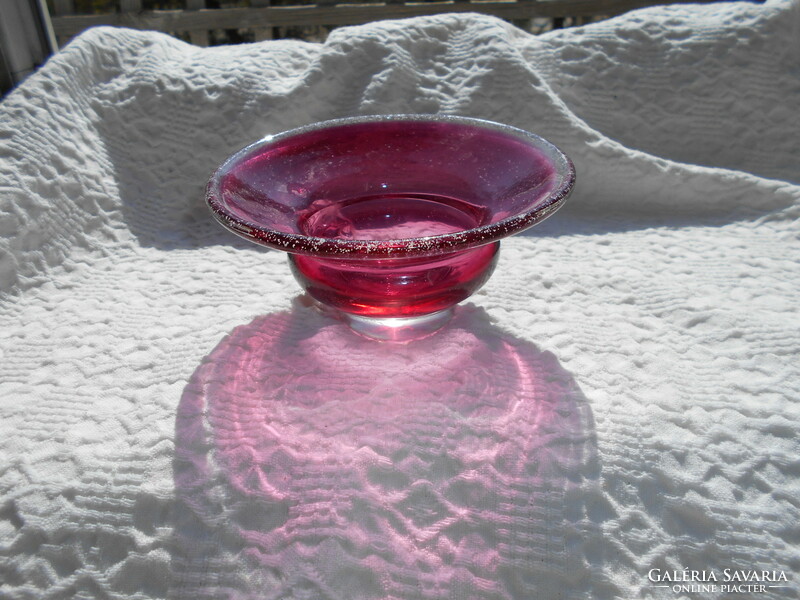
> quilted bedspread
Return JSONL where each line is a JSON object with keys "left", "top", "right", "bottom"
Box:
{"left": 1, "top": 1, "right": 798, "bottom": 598}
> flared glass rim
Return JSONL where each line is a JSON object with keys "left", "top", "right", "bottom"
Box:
{"left": 206, "top": 114, "right": 575, "bottom": 259}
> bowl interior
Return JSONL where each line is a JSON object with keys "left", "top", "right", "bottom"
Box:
{"left": 208, "top": 116, "right": 573, "bottom": 257}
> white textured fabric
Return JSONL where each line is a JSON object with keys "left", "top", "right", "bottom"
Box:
{"left": 1, "top": 1, "right": 799, "bottom": 598}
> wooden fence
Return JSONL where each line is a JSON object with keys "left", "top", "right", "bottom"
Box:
{"left": 49, "top": 0, "right": 720, "bottom": 47}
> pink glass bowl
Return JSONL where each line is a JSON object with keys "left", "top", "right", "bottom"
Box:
{"left": 207, "top": 115, "right": 575, "bottom": 340}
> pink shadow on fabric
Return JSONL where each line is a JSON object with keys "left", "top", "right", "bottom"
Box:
{"left": 172, "top": 302, "right": 605, "bottom": 599}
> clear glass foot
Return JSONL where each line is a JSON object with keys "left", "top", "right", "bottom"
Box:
{"left": 343, "top": 309, "right": 454, "bottom": 342}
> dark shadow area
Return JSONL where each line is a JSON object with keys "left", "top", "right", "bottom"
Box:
{"left": 170, "top": 301, "right": 618, "bottom": 599}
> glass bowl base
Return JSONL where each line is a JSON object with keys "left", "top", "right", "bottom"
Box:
{"left": 343, "top": 309, "right": 454, "bottom": 342}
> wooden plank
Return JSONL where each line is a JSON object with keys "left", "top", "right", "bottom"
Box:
{"left": 251, "top": 0, "right": 274, "bottom": 41}
{"left": 52, "top": 0, "right": 75, "bottom": 46}
{"left": 511, "top": 17, "right": 533, "bottom": 30}
{"left": 188, "top": 30, "right": 210, "bottom": 46}
{"left": 37, "top": 0, "right": 61, "bottom": 52}
{"left": 120, "top": 0, "right": 143, "bottom": 11}
{"left": 186, "top": 0, "right": 209, "bottom": 45}
{"left": 50, "top": 0, "right": 722, "bottom": 36}
{"left": 51, "top": 0, "right": 75, "bottom": 14}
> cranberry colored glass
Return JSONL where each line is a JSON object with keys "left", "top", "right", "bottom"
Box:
{"left": 207, "top": 115, "right": 575, "bottom": 340}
